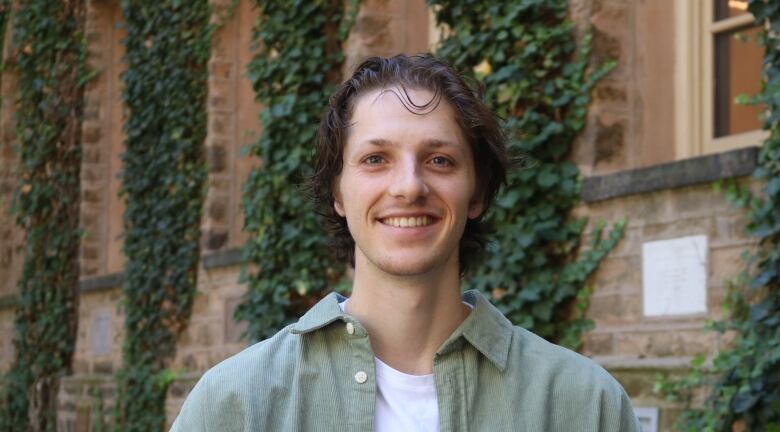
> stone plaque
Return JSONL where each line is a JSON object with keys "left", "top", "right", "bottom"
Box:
{"left": 633, "top": 406, "right": 659, "bottom": 432}
{"left": 642, "top": 235, "right": 707, "bottom": 316}
{"left": 91, "top": 310, "right": 113, "bottom": 356}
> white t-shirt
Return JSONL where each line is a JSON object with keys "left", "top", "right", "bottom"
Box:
{"left": 339, "top": 299, "right": 438, "bottom": 431}
{"left": 337, "top": 299, "right": 473, "bottom": 432}
{"left": 374, "top": 356, "right": 438, "bottom": 432}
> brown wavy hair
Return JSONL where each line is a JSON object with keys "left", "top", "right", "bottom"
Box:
{"left": 310, "top": 54, "right": 509, "bottom": 275}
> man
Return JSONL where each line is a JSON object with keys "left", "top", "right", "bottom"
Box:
{"left": 171, "top": 54, "right": 640, "bottom": 431}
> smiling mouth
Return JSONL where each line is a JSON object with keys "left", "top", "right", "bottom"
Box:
{"left": 379, "top": 216, "right": 434, "bottom": 228}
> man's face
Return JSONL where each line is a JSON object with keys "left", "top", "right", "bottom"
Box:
{"left": 333, "top": 87, "right": 483, "bottom": 277}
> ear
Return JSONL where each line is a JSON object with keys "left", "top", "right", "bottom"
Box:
{"left": 467, "top": 198, "right": 484, "bottom": 219}
{"left": 333, "top": 188, "right": 346, "bottom": 217}
{"left": 332, "top": 177, "right": 346, "bottom": 217}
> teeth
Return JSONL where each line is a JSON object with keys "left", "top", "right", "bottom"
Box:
{"left": 382, "top": 216, "right": 432, "bottom": 228}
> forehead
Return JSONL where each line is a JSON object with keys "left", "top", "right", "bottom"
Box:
{"left": 346, "top": 86, "right": 466, "bottom": 149}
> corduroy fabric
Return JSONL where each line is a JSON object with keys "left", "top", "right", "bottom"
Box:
{"left": 170, "top": 290, "right": 640, "bottom": 431}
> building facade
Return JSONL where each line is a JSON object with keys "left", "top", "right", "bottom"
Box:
{"left": 0, "top": 0, "right": 765, "bottom": 430}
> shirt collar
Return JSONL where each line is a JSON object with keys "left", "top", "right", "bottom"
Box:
{"left": 439, "top": 290, "right": 513, "bottom": 372}
{"left": 290, "top": 292, "right": 349, "bottom": 334}
{"left": 290, "top": 290, "right": 514, "bottom": 371}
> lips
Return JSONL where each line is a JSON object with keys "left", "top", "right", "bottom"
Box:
{"left": 378, "top": 215, "right": 435, "bottom": 228}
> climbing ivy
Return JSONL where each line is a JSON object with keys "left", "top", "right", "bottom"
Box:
{"left": 239, "top": 0, "right": 619, "bottom": 348}
{"left": 114, "top": 1, "right": 213, "bottom": 430}
{"left": 0, "top": 0, "right": 87, "bottom": 430}
{"left": 656, "top": 1, "right": 780, "bottom": 430}
{"left": 0, "top": 0, "right": 9, "bottom": 92}
{"left": 430, "top": 0, "right": 624, "bottom": 347}
{"left": 237, "top": 0, "right": 357, "bottom": 341}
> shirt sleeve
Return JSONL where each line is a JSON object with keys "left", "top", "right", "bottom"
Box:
{"left": 169, "top": 375, "right": 208, "bottom": 432}
{"left": 602, "top": 385, "right": 642, "bottom": 432}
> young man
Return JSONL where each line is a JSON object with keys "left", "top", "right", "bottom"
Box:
{"left": 171, "top": 54, "right": 640, "bottom": 431}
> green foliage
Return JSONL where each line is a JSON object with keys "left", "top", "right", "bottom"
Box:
{"left": 0, "top": 0, "right": 9, "bottom": 93}
{"left": 0, "top": 1, "right": 87, "bottom": 430}
{"left": 237, "top": 0, "right": 357, "bottom": 341}
{"left": 657, "top": 1, "right": 780, "bottom": 429}
{"left": 430, "top": 0, "right": 625, "bottom": 347}
{"left": 90, "top": 386, "right": 107, "bottom": 432}
{"left": 114, "top": 1, "right": 213, "bottom": 430}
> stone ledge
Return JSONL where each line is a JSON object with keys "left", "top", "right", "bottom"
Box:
{"left": 0, "top": 248, "right": 245, "bottom": 310}
{"left": 593, "top": 355, "right": 693, "bottom": 371}
{"left": 202, "top": 247, "right": 242, "bottom": 269}
{"left": 582, "top": 147, "right": 759, "bottom": 203}
{"left": 80, "top": 273, "right": 123, "bottom": 293}
{"left": 590, "top": 320, "right": 706, "bottom": 334}
{"left": 0, "top": 294, "right": 16, "bottom": 310}
{"left": 75, "top": 247, "right": 243, "bottom": 294}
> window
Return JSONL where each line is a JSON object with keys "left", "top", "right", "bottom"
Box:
{"left": 675, "top": 0, "right": 766, "bottom": 159}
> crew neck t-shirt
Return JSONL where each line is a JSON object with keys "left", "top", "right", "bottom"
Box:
{"left": 374, "top": 356, "right": 438, "bottom": 432}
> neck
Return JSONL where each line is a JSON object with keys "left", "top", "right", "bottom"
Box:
{"left": 346, "top": 252, "right": 470, "bottom": 375}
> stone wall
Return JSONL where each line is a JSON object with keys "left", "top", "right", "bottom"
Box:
{"left": 571, "top": 0, "right": 678, "bottom": 175}
{"left": 201, "top": 0, "right": 262, "bottom": 253}
{"left": 0, "top": 1, "right": 763, "bottom": 431}
{"left": 344, "top": 0, "right": 431, "bottom": 71}
{"left": 64, "top": 262, "right": 247, "bottom": 430}
{"left": 0, "top": 3, "right": 22, "bottom": 372}
{"left": 579, "top": 180, "right": 754, "bottom": 365}
{"left": 575, "top": 172, "right": 758, "bottom": 429}
{"left": 80, "top": 0, "right": 126, "bottom": 277}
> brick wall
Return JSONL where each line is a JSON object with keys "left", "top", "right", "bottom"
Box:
{"left": 0, "top": 0, "right": 755, "bottom": 430}
{"left": 80, "top": 0, "right": 126, "bottom": 277}
{"left": 201, "top": 0, "right": 262, "bottom": 253}
{"left": 571, "top": 0, "right": 678, "bottom": 175}
{"left": 0, "top": 6, "right": 21, "bottom": 376}
{"left": 575, "top": 177, "right": 758, "bottom": 429}
{"left": 344, "top": 0, "right": 431, "bottom": 70}
{"left": 578, "top": 181, "right": 756, "bottom": 363}
{"left": 0, "top": 24, "right": 20, "bottom": 299}
{"left": 65, "top": 263, "right": 248, "bottom": 430}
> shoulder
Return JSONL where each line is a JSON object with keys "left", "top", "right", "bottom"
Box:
{"left": 503, "top": 326, "right": 640, "bottom": 430}
{"left": 509, "top": 325, "right": 627, "bottom": 400}
{"left": 170, "top": 325, "right": 300, "bottom": 431}
{"left": 198, "top": 323, "right": 300, "bottom": 392}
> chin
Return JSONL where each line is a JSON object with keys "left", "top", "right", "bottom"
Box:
{"left": 372, "top": 254, "right": 452, "bottom": 277}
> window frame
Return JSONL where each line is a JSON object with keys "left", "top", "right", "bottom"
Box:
{"left": 675, "top": 0, "right": 766, "bottom": 160}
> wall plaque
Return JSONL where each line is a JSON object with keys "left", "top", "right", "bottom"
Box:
{"left": 633, "top": 406, "right": 659, "bottom": 432}
{"left": 91, "top": 310, "right": 113, "bottom": 356}
{"left": 642, "top": 235, "right": 707, "bottom": 316}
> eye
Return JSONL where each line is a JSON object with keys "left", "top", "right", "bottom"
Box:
{"left": 430, "top": 155, "right": 454, "bottom": 167}
{"left": 363, "top": 154, "right": 385, "bottom": 165}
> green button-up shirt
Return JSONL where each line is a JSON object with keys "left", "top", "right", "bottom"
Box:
{"left": 171, "top": 290, "right": 640, "bottom": 431}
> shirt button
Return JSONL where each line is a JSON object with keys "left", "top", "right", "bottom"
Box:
{"left": 346, "top": 322, "right": 355, "bottom": 335}
{"left": 354, "top": 371, "right": 368, "bottom": 384}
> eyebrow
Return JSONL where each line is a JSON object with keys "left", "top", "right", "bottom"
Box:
{"left": 364, "top": 138, "right": 458, "bottom": 148}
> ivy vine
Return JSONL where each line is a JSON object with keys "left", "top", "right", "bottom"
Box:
{"left": 237, "top": 0, "right": 357, "bottom": 341}
{"left": 0, "top": 0, "right": 9, "bottom": 92}
{"left": 239, "top": 1, "right": 619, "bottom": 349}
{"left": 0, "top": 0, "right": 87, "bottom": 430}
{"left": 656, "top": 1, "right": 780, "bottom": 430}
{"left": 114, "top": 1, "right": 213, "bottom": 430}
{"left": 430, "top": 0, "right": 624, "bottom": 348}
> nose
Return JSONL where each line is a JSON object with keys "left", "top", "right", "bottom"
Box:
{"left": 388, "top": 158, "right": 429, "bottom": 203}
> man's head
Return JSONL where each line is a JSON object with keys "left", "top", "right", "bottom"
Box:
{"left": 312, "top": 54, "right": 508, "bottom": 275}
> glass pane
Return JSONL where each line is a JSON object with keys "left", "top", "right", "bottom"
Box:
{"left": 714, "top": 0, "right": 750, "bottom": 21}
{"left": 714, "top": 25, "right": 763, "bottom": 138}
